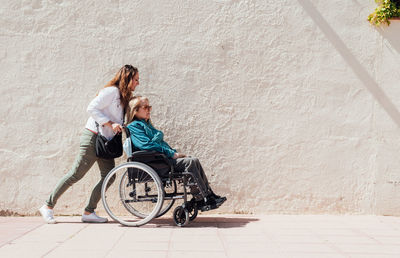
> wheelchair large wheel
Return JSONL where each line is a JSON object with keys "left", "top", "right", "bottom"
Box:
{"left": 118, "top": 173, "right": 176, "bottom": 219}
{"left": 156, "top": 179, "right": 177, "bottom": 218}
{"left": 101, "top": 162, "right": 164, "bottom": 227}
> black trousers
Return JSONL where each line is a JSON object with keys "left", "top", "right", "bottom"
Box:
{"left": 170, "top": 156, "right": 212, "bottom": 199}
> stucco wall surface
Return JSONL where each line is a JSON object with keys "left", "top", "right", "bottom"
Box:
{"left": 1, "top": 0, "right": 400, "bottom": 216}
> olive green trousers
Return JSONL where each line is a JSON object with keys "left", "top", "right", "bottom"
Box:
{"left": 46, "top": 129, "right": 116, "bottom": 213}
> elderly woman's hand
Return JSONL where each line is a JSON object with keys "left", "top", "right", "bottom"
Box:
{"left": 173, "top": 153, "right": 186, "bottom": 159}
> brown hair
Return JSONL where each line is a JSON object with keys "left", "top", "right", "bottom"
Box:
{"left": 104, "top": 65, "right": 138, "bottom": 109}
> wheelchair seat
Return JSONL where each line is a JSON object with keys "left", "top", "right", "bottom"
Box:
{"left": 128, "top": 150, "right": 172, "bottom": 178}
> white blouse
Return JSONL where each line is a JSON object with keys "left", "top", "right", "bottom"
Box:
{"left": 85, "top": 86, "right": 124, "bottom": 140}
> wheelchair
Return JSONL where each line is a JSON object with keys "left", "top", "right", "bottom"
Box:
{"left": 100, "top": 131, "right": 215, "bottom": 227}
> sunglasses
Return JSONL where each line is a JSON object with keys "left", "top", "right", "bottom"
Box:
{"left": 139, "top": 105, "right": 152, "bottom": 111}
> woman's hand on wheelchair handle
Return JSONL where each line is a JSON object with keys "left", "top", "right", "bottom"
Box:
{"left": 104, "top": 121, "right": 123, "bottom": 133}
{"left": 112, "top": 123, "right": 123, "bottom": 133}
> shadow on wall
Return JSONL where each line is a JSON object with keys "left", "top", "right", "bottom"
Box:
{"left": 297, "top": 0, "right": 400, "bottom": 129}
{"left": 377, "top": 21, "right": 400, "bottom": 57}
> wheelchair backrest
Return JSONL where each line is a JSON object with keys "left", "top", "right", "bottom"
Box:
{"left": 125, "top": 126, "right": 171, "bottom": 178}
{"left": 123, "top": 127, "right": 133, "bottom": 157}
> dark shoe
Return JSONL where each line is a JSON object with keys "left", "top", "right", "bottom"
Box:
{"left": 214, "top": 196, "right": 227, "bottom": 206}
{"left": 208, "top": 193, "right": 227, "bottom": 205}
{"left": 210, "top": 192, "right": 222, "bottom": 199}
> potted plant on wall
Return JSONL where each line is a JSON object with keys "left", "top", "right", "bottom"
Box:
{"left": 368, "top": 0, "right": 400, "bottom": 26}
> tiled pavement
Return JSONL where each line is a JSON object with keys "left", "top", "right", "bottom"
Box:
{"left": 1, "top": 215, "right": 400, "bottom": 257}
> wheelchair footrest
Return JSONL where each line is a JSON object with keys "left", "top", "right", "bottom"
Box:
{"left": 199, "top": 197, "right": 226, "bottom": 212}
{"left": 199, "top": 202, "right": 222, "bottom": 212}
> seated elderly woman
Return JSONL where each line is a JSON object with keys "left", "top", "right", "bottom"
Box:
{"left": 126, "top": 96, "right": 226, "bottom": 210}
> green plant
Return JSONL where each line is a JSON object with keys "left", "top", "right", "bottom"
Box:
{"left": 368, "top": 0, "right": 400, "bottom": 26}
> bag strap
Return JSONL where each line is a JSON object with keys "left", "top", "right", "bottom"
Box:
{"left": 125, "top": 125, "right": 131, "bottom": 138}
{"left": 95, "top": 121, "right": 100, "bottom": 133}
{"left": 122, "top": 108, "right": 126, "bottom": 125}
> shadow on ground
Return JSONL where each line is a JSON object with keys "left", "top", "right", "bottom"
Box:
{"left": 56, "top": 216, "right": 259, "bottom": 228}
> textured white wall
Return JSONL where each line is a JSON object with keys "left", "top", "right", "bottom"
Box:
{"left": 1, "top": 0, "right": 400, "bottom": 216}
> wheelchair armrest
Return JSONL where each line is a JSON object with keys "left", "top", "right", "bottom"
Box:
{"left": 129, "top": 151, "right": 173, "bottom": 172}
{"left": 131, "top": 150, "right": 167, "bottom": 160}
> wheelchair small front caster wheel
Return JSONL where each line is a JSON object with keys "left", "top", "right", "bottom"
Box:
{"left": 188, "top": 204, "right": 198, "bottom": 221}
{"left": 173, "top": 206, "right": 189, "bottom": 227}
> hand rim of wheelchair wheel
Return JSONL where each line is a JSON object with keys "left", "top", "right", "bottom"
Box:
{"left": 156, "top": 179, "right": 177, "bottom": 218}
{"left": 118, "top": 169, "right": 165, "bottom": 219}
{"left": 101, "top": 162, "right": 164, "bottom": 227}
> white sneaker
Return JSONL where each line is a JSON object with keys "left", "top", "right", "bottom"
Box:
{"left": 81, "top": 212, "right": 108, "bottom": 223}
{"left": 39, "top": 205, "right": 56, "bottom": 224}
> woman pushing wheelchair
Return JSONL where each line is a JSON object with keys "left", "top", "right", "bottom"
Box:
{"left": 126, "top": 96, "right": 227, "bottom": 211}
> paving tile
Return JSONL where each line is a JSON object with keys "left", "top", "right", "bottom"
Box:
{"left": 334, "top": 244, "right": 400, "bottom": 254}
{"left": 317, "top": 234, "right": 380, "bottom": 244}
{"left": 372, "top": 236, "right": 400, "bottom": 244}
{"left": 282, "top": 252, "right": 346, "bottom": 258}
{"left": 358, "top": 229, "right": 400, "bottom": 237}
{"left": 113, "top": 240, "right": 170, "bottom": 251}
{"left": 311, "top": 228, "right": 360, "bottom": 236}
{"left": 171, "top": 233, "right": 220, "bottom": 242}
{"left": 172, "top": 227, "right": 219, "bottom": 235}
{"left": 218, "top": 227, "right": 265, "bottom": 235}
{"left": 343, "top": 254, "right": 400, "bottom": 258}
{"left": 13, "top": 223, "right": 86, "bottom": 243}
{"left": 271, "top": 234, "right": 326, "bottom": 244}
{"left": 278, "top": 243, "right": 337, "bottom": 253}
{"left": 224, "top": 241, "right": 280, "bottom": 252}
{"left": 0, "top": 218, "right": 43, "bottom": 247}
{"left": 2, "top": 215, "right": 400, "bottom": 257}
{"left": 45, "top": 248, "right": 109, "bottom": 258}
{"left": 0, "top": 241, "right": 56, "bottom": 257}
{"left": 265, "top": 228, "right": 313, "bottom": 235}
{"left": 220, "top": 234, "right": 269, "bottom": 242}
{"left": 170, "top": 240, "right": 224, "bottom": 251}
{"left": 122, "top": 230, "right": 171, "bottom": 241}
{"left": 226, "top": 251, "right": 282, "bottom": 258}
{"left": 168, "top": 251, "right": 227, "bottom": 258}
{"left": 108, "top": 250, "right": 168, "bottom": 258}
{"left": 0, "top": 217, "right": 43, "bottom": 223}
{"left": 57, "top": 231, "right": 124, "bottom": 251}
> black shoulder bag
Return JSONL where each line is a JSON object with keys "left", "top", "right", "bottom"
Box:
{"left": 95, "top": 120, "right": 123, "bottom": 159}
